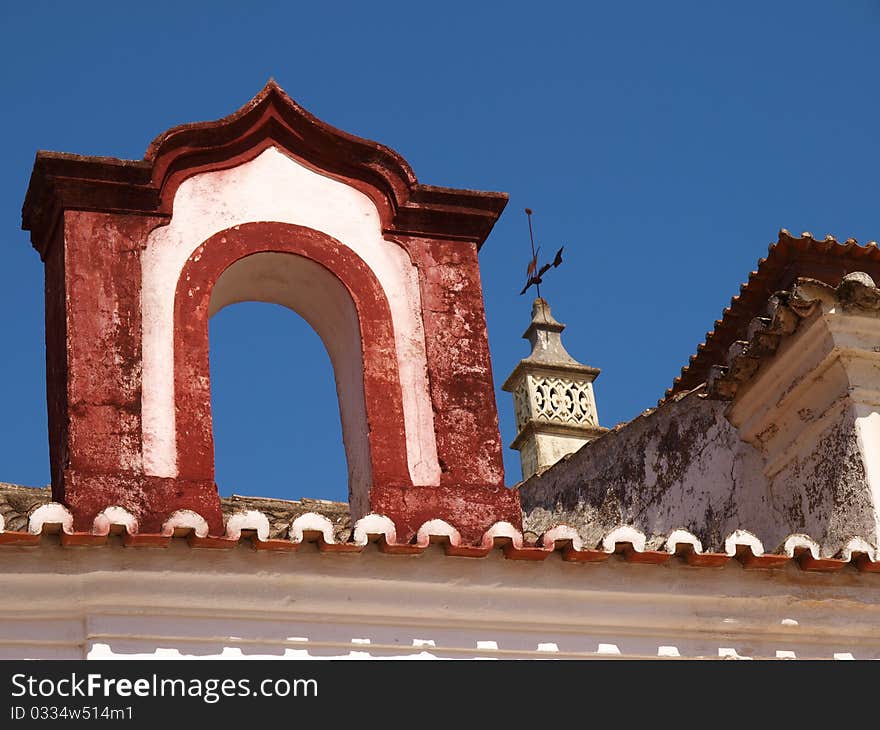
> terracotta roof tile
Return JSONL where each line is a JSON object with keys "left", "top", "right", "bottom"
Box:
{"left": 0, "top": 484, "right": 878, "bottom": 574}
{"left": 0, "top": 483, "right": 50, "bottom": 533}
{"left": 705, "top": 271, "right": 880, "bottom": 400}
{"left": 665, "top": 230, "right": 880, "bottom": 402}
{"left": 221, "top": 494, "right": 351, "bottom": 541}
{"left": 0, "top": 484, "right": 351, "bottom": 542}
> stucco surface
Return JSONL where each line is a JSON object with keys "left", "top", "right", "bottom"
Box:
{"left": 1, "top": 540, "right": 879, "bottom": 660}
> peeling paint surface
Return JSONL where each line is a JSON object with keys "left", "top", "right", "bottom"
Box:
{"left": 142, "top": 146, "right": 439, "bottom": 486}
{"left": 522, "top": 392, "right": 773, "bottom": 551}
{"left": 22, "top": 84, "right": 516, "bottom": 537}
{"left": 523, "top": 282, "right": 880, "bottom": 557}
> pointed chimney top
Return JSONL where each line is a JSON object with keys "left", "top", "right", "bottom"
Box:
{"left": 527, "top": 297, "right": 564, "bottom": 331}
{"left": 502, "top": 297, "right": 606, "bottom": 481}
{"left": 522, "top": 297, "right": 581, "bottom": 368}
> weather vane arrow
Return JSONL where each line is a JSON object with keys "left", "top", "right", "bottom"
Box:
{"left": 519, "top": 208, "right": 564, "bottom": 296}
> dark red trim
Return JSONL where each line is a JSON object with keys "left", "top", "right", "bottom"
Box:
{"left": 392, "top": 235, "right": 506, "bottom": 488}
{"left": 22, "top": 81, "right": 508, "bottom": 257}
{"left": 24, "top": 86, "right": 515, "bottom": 540}
{"left": 370, "top": 484, "right": 522, "bottom": 545}
{"left": 173, "top": 222, "right": 412, "bottom": 495}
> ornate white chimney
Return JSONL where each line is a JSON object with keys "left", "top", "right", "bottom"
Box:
{"left": 502, "top": 297, "right": 606, "bottom": 481}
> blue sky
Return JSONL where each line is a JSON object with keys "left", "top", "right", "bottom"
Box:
{"left": 1, "top": 2, "right": 878, "bottom": 502}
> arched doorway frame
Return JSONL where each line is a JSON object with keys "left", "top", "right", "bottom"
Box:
{"left": 173, "top": 222, "right": 412, "bottom": 513}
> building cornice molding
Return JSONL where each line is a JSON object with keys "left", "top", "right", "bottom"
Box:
{"left": 509, "top": 420, "right": 609, "bottom": 450}
{"left": 22, "top": 80, "right": 508, "bottom": 258}
{"left": 2, "top": 544, "right": 880, "bottom": 660}
{"left": 666, "top": 231, "right": 880, "bottom": 402}
{"left": 502, "top": 361, "right": 601, "bottom": 392}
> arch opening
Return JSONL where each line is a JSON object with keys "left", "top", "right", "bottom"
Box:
{"left": 208, "top": 252, "right": 371, "bottom": 510}
{"left": 209, "top": 301, "right": 349, "bottom": 503}
{"left": 171, "top": 223, "right": 414, "bottom": 521}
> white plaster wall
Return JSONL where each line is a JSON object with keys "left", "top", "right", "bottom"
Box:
{"left": 521, "top": 393, "right": 777, "bottom": 550}
{"left": 1, "top": 544, "right": 879, "bottom": 660}
{"left": 141, "top": 146, "right": 439, "bottom": 486}
{"left": 534, "top": 433, "right": 590, "bottom": 472}
{"left": 856, "top": 408, "right": 880, "bottom": 541}
{"left": 525, "top": 312, "right": 880, "bottom": 556}
{"left": 728, "top": 309, "right": 880, "bottom": 548}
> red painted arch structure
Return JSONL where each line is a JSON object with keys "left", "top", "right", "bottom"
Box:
{"left": 22, "top": 82, "right": 520, "bottom": 542}
{"left": 174, "top": 223, "right": 411, "bottom": 499}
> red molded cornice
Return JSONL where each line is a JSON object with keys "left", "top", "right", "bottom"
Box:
{"left": 22, "top": 80, "right": 508, "bottom": 257}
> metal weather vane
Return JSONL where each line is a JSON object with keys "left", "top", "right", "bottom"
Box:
{"left": 519, "top": 208, "right": 564, "bottom": 296}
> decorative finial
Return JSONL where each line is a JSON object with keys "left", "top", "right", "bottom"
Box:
{"left": 501, "top": 291, "right": 606, "bottom": 480}
{"left": 519, "top": 208, "right": 564, "bottom": 296}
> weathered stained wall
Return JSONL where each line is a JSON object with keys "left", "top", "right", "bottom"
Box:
{"left": 521, "top": 391, "right": 773, "bottom": 551}
{"left": 22, "top": 83, "right": 519, "bottom": 541}
{"left": 142, "top": 146, "right": 440, "bottom": 488}
{"left": 393, "top": 234, "right": 506, "bottom": 489}
{"left": 521, "top": 391, "right": 878, "bottom": 556}
{"left": 54, "top": 211, "right": 168, "bottom": 530}
{"left": 751, "top": 399, "right": 875, "bottom": 551}
{"left": 522, "top": 277, "right": 880, "bottom": 557}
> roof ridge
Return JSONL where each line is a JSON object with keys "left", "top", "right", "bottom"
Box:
{"left": 4, "top": 499, "right": 879, "bottom": 574}
{"left": 664, "top": 229, "right": 880, "bottom": 402}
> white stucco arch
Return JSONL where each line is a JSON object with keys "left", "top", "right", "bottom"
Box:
{"left": 208, "top": 252, "right": 371, "bottom": 508}
{"left": 141, "top": 146, "right": 440, "bottom": 486}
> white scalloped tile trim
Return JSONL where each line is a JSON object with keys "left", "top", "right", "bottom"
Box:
{"left": 225, "top": 510, "right": 270, "bottom": 541}
{"left": 415, "top": 519, "right": 461, "bottom": 548}
{"left": 92, "top": 506, "right": 139, "bottom": 536}
{"left": 481, "top": 521, "right": 523, "bottom": 550}
{"left": 12, "top": 505, "right": 880, "bottom": 572}
{"left": 28, "top": 503, "right": 74, "bottom": 535}
{"left": 289, "top": 512, "right": 335, "bottom": 544}
{"left": 724, "top": 529, "right": 764, "bottom": 557}
{"left": 782, "top": 534, "right": 820, "bottom": 560}
{"left": 161, "top": 510, "right": 209, "bottom": 538}
{"left": 840, "top": 537, "right": 875, "bottom": 562}
{"left": 602, "top": 526, "right": 646, "bottom": 553}
{"left": 664, "top": 529, "right": 702, "bottom": 554}
{"left": 541, "top": 525, "right": 583, "bottom": 551}
{"left": 352, "top": 514, "right": 396, "bottom": 546}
